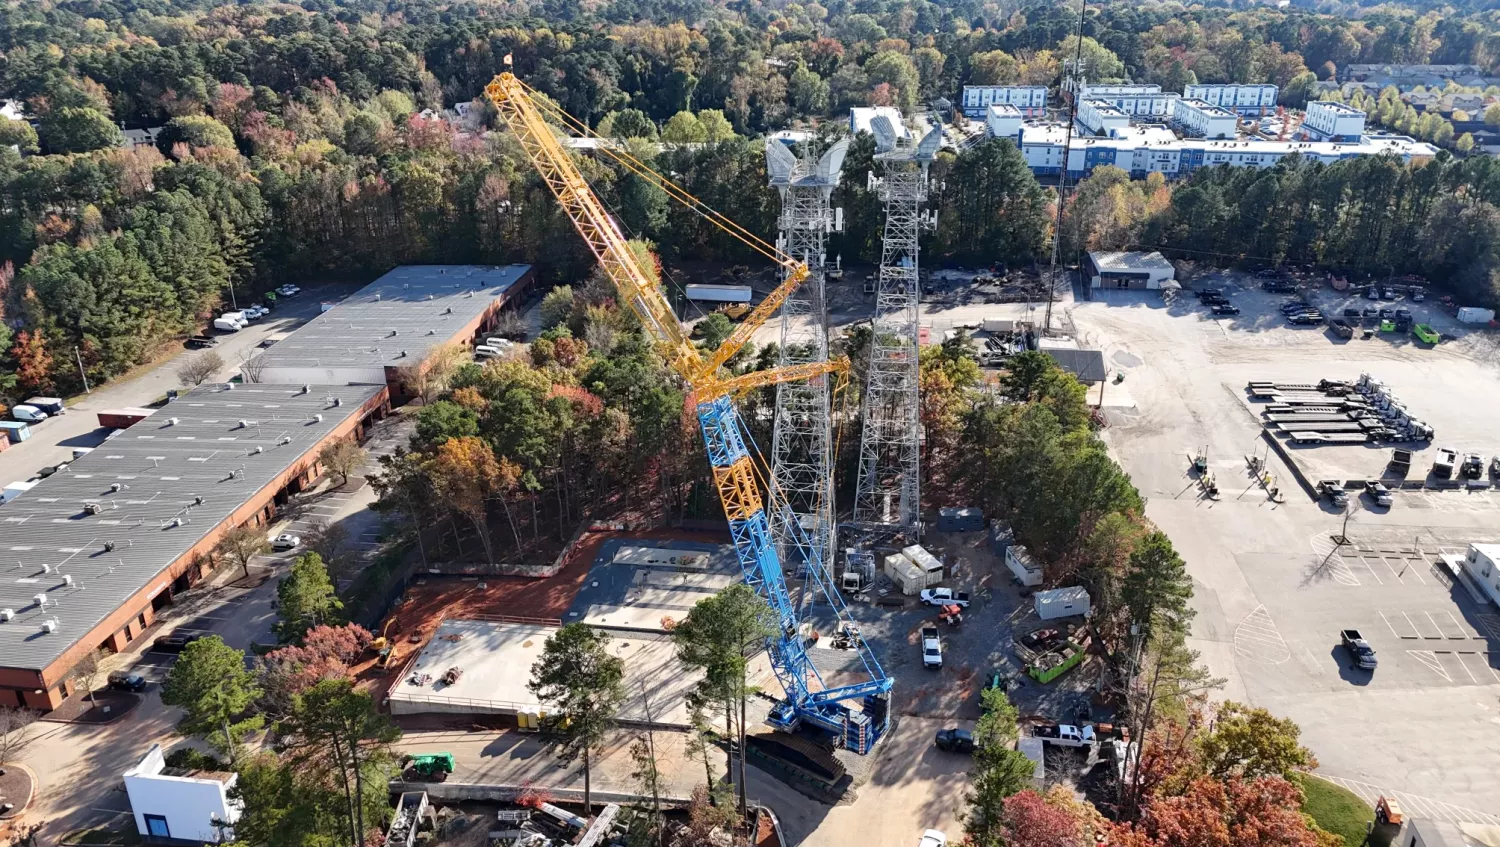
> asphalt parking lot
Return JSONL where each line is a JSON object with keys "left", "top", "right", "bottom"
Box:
{"left": 1067, "top": 271, "right": 1500, "bottom": 816}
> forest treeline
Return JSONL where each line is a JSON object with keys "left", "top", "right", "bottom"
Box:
{"left": 5, "top": 0, "right": 1500, "bottom": 398}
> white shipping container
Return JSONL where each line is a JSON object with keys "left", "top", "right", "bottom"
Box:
{"left": 1034, "top": 586, "right": 1091, "bottom": 620}
{"left": 982, "top": 318, "right": 1015, "bottom": 333}
{"left": 1457, "top": 306, "right": 1495, "bottom": 324}
{"left": 901, "top": 544, "right": 945, "bottom": 588}
{"left": 684, "top": 284, "right": 753, "bottom": 304}
{"left": 883, "top": 552, "right": 925, "bottom": 595}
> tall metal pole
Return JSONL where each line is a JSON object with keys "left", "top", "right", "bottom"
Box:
{"left": 1044, "top": 0, "right": 1090, "bottom": 335}
{"left": 765, "top": 138, "right": 846, "bottom": 585}
{"left": 74, "top": 346, "right": 91, "bottom": 393}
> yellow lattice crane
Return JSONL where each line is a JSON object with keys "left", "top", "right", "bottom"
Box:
{"left": 483, "top": 70, "right": 892, "bottom": 753}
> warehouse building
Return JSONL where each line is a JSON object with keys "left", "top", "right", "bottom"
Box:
{"left": 0, "top": 383, "right": 388, "bottom": 710}
{"left": 961, "top": 85, "right": 1047, "bottom": 117}
{"left": 1086, "top": 251, "right": 1176, "bottom": 289}
{"left": 245, "top": 265, "right": 532, "bottom": 403}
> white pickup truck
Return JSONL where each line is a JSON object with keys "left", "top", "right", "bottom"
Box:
{"left": 921, "top": 625, "right": 943, "bottom": 669}
{"left": 1030, "top": 723, "right": 1096, "bottom": 747}
{"left": 920, "top": 587, "right": 971, "bottom": 608}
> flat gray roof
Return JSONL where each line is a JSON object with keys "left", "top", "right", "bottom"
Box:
{"left": 1089, "top": 251, "right": 1175, "bottom": 272}
{"left": 0, "top": 383, "right": 383, "bottom": 674}
{"left": 249, "top": 265, "right": 530, "bottom": 372}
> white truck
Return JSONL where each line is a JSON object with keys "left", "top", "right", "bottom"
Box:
{"left": 920, "top": 587, "right": 971, "bottom": 608}
{"left": 1029, "top": 723, "right": 1096, "bottom": 748}
{"left": 921, "top": 625, "right": 943, "bottom": 669}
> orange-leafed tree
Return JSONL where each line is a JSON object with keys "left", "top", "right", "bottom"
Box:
{"left": 12, "top": 330, "right": 55, "bottom": 394}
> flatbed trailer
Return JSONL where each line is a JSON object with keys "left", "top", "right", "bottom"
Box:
{"left": 1288, "top": 431, "right": 1370, "bottom": 444}
{"left": 1264, "top": 413, "right": 1354, "bottom": 424}
{"left": 1276, "top": 421, "right": 1369, "bottom": 433}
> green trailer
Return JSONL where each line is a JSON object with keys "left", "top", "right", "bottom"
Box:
{"left": 1412, "top": 324, "right": 1440, "bottom": 345}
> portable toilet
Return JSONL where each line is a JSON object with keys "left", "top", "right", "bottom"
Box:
{"left": 990, "top": 522, "right": 1014, "bottom": 556}
{"left": 1034, "top": 586, "right": 1091, "bottom": 620}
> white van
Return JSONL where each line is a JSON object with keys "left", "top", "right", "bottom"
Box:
{"left": 11, "top": 405, "right": 47, "bottom": 423}
{"left": 213, "top": 317, "right": 244, "bottom": 333}
{"left": 484, "top": 337, "right": 515, "bottom": 349}
{"left": 474, "top": 344, "right": 506, "bottom": 359}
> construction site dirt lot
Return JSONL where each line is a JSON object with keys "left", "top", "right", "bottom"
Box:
{"left": 1067, "top": 271, "right": 1500, "bottom": 818}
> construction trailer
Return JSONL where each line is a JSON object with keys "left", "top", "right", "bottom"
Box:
{"left": 1034, "top": 586, "right": 1091, "bottom": 620}
{"left": 883, "top": 552, "right": 926, "bottom": 595}
{"left": 1006, "top": 545, "right": 1044, "bottom": 587}
{"left": 684, "top": 283, "right": 753, "bottom": 304}
{"left": 902, "top": 544, "right": 945, "bottom": 588}
{"left": 937, "top": 506, "right": 985, "bottom": 532}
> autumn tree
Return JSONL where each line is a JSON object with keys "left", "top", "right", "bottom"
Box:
{"left": 260, "top": 623, "right": 373, "bottom": 713}
{"left": 1197, "top": 701, "right": 1316, "bottom": 782}
{"left": 11, "top": 331, "right": 55, "bottom": 394}
{"left": 426, "top": 435, "right": 508, "bottom": 562}
{"left": 996, "top": 790, "right": 1087, "bottom": 847}
{"left": 216, "top": 524, "right": 270, "bottom": 579}
{"left": 528, "top": 623, "right": 626, "bottom": 814}
{"left": 1142, "top": 776, "right": 1338, "bottom": 847}
{"left": 318, "top": 439, "right": 367, "bottom": 487}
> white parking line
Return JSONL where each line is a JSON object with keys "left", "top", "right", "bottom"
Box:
{"left": 1379, "top": 610, "right": 1413, "bottom": 639}
{"left": 1403, "top": 611, "right": 1443, "bottom": 639}
{"left": 1407, "top": 650, "right": 1451, "bottom": 681}
{"left": 1313, "top": 775, "right": 1500, "bottom": 826}
{"left": 1438, "top": 650, "right": 1480, "bottom": 684}
{"left": 1477, "top": 614, "right": 1500, "bottom": 641}
{"left": 1234, "top": 605, "right": 1291, "bottom": 663}
{"left": 1327, "top": 555, "right": 1360, "bottom": 586}
{"left": 1355, "top": 556, "right": 1385, "bottom": 585}
{"left": 1435, "top": 610, "right": 1472, "bottom": 640}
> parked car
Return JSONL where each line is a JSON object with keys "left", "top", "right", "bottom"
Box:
{"left": 921, "top": 625, "right": 943, "bottom": 669}
{"left": 1196, "top": 288, "right": 1223, "bottom": 299}
{"left": 107, "top": 670, "right": 148, "bottom": 692}
{"left": 186, "top": 335, "right": 219, "bottom": 349}
{"left": 11, "top": 405, "right": 48, "bottom": 423}
{"left": 1030, "top": 723, "right": 1097, "bottom": 748}
{"left": 1433, "top": 447, "right": 1458, "bottom": 479}
{"left": 1342, "top": 307, "right": 1362, "bottom": 318}
{"left": 1381, "top": 288, "right": 1397, "bottom": 300}
{"left": 1378, "top": 307, "right": 1395, "bottom": 319}
{"left": 276, "top": 284, "right": 301, "bottom": 297}
{"left": 934, "top": 728, "right": 976, "bottom": 754}
{"left": 151, "top": 632, "right": 205, "bottom": 653}
{"left": 1362, "top": 305, "right": 1379, "bottom": 319}
{"left": 1317, "top": 480, "right": 1348, "bottom": 507}
{"left": 1340, "top": 629, "right": 1378, "bottom": 670}
{"left": 1366, "top": 287, "right": 1380, "bottom": 300}
{"left": 1280, "top": 301, "right": 1311, "bottom": 314}
{"left": 1211, "top": 304, "right": 1240, "bottom": 316}
{"left": 271, "top": 533, "right": 301, "bottom": 551}
{"left": 1363, "top": 479, "right": 1393, "bottom": 507}
{"left": 920, "top": 587, "right": 971, "bottom": 608}
{"left": 1288, "top": 313, "right": 1324, "bottom": 325}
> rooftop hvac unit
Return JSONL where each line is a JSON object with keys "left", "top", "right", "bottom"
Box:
{"left": 279, "top": 436, "right": 292, "bottom": 445}
{"left": 171, "top": 517, "right": 184, "bottom": 527}
{"left": 311, "top": 414, "right": 323, "bottom": 423}
{"left": 62, "top": 574, "right": 73, "bottom": 587}
{"left": 224, "top": 382, "right": 233, "bottom": 390}
{"left": 388, "top": 330, "right": 398, "bottom": 338}
{"left": 301, "top": 385, "right": 310, "bottom": 395}
{"left": 41, "top": 564, "right": 51, "bottom": 574}
{"left": 33, "top": 593, "right": 48, "bottom": 607}
{"left": 103, "top": 541, "right": 115, "bottom": 552}
{"left": 0, "top": 608, "right": 13, "bottom": 621}
{"left": 444, "top": 307, "right": 453, "bottom": 314}
{"left": 84, "top": 502, "right": 103, "bottom": 515}
{"left": 167, "top": 417, "right": 179, "bottom": 426}
{"left": 332, "top": 398, "right": 342, "bottom": 407}
{"left": 251, "top": 445, "right": 263, "bottom": 455}
{"left": 109, "top": 483, "right": 122, "bottom": 492}
{"left": 374, "top": 293, "right": 382, "bottom": 301}
{"left": 40, "top": 619, "right": 56, "bottom": 634}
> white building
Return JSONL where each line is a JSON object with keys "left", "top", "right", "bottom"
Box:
{"left": 1184, "top": 83, "right": 1278, "bottom": 115}
{"left": 1087, "top": 91, "right": 1180, "bottom": 119}
{"left": 1086, "top": 251, "right": 1176, "bottom": 289}
{"left": 1302, "top": 101, "right": 1367, "bottom": 142}
{"left": 124, "top": 745, "right": 242, "bottom": 843}
{"left": 999, "top": 120, "right": 1436, "bottom": 180}
{"left": 986, "top": 104, "right": 1024, "bottom": 141}
{"left": 1173, "top": 98, "right": 1239, "bottom": 139}
{"left": 850, "top": 106, "right": 909, "bottom": 139}
{"left": 1462, "top": 543, "right": 1500, "bottom": 608}
{"left": 1077, "top": 99, "right": 1130, "bottom": 136}
{"left": 962, "top": 85, "right": 1047, "bottom": 118}
{"left": 1072, "top": 82, "right": 1161, "bottom": 98}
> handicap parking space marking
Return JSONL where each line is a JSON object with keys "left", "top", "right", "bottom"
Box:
{"left": 1406, "top": 650, "right": 1452, "bottom": 682}
{"left": 1475, "top": 614, "right": 1500, "bottom": 642}
{"left": 1327, "top": 555, "right": 1360, "bottom": 586}
{"left": 1234, "top": 604, "right": 1291, "bottom": 664}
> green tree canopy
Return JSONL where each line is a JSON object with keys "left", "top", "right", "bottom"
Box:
{"left": 161, "top": 635, "right": 263, "bottom": 764}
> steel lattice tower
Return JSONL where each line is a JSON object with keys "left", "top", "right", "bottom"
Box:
{"left": 765, "top": 139, "right": 847, "bottom": 577}
{"left": 852, "top": 118, "right": 939, "bottom": 534}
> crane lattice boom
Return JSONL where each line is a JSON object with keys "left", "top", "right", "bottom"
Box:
{"left": 484, "top": 71, "right": 891, "bottom": 752}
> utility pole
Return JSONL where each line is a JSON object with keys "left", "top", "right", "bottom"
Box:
{"left": 852, "top": 113, "right": 939, "bottom": 538}
{"left": 74, "top": 346, "right": 91, "bottom": 393}
{"left": 765, "top": 137, "right": 846, "bottom": 588}
{"left": 1045, "top": 0, "right": 1090, "bottom": 335}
